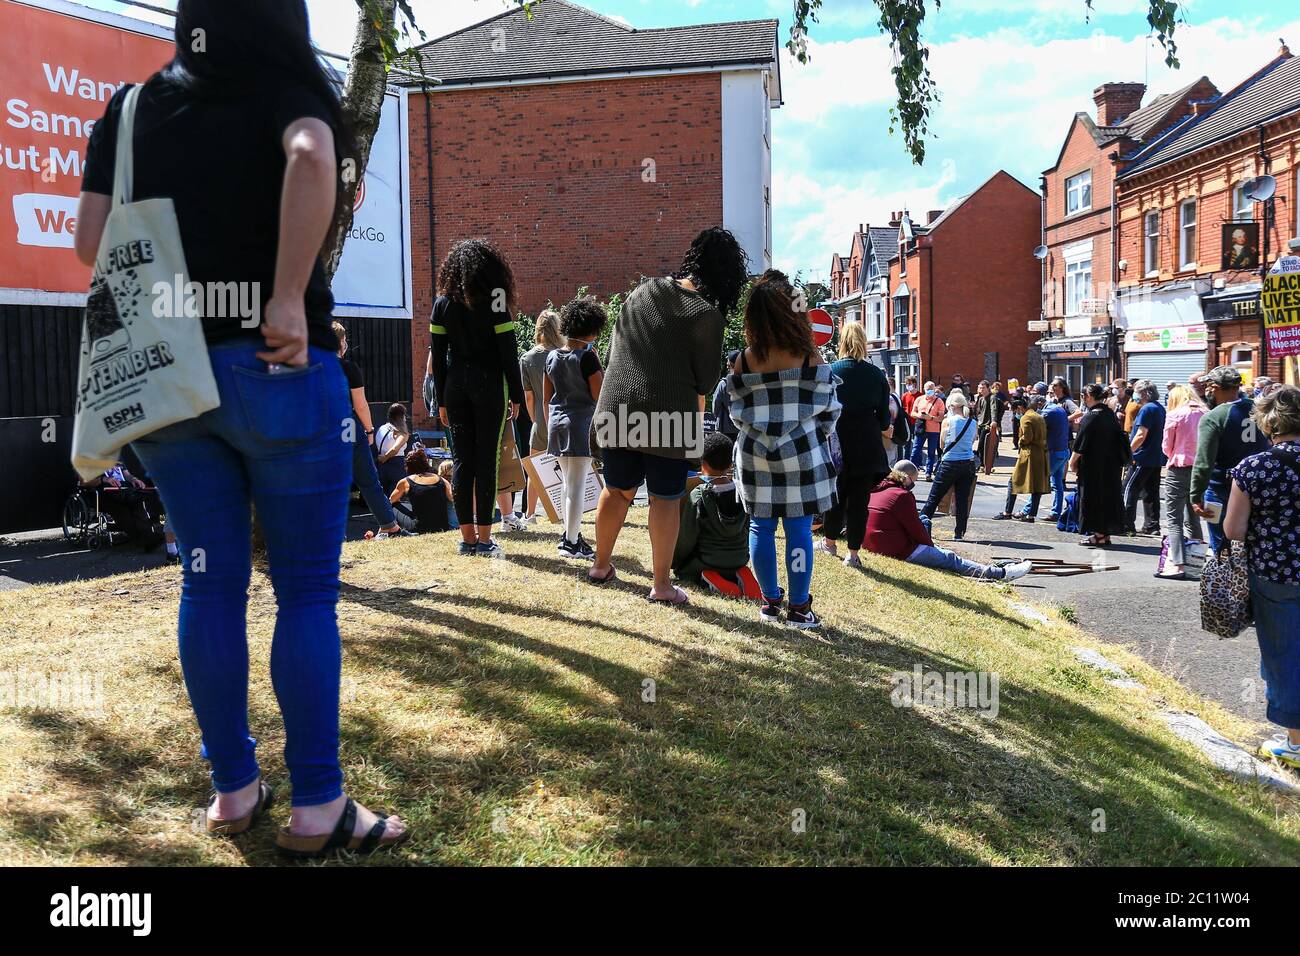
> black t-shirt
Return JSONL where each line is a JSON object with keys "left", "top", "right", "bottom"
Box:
{"left": 82, "top": 73, "right": 339, "bottom": 352}
{"left": 341, "top": 357, "right": 364, "bottom": 391}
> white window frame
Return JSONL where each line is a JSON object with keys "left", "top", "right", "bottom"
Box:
{"left": 1062, "top": 240, "right": 1092, "bottom": 317}
{"left": 1143, "top": 210, "right": 1160, "bottom": 277}
{"left": 1179, "top": 198, "right": 1197, "bottom": 270}
{"left": 1232, "top": 182, "right": 1254, "bottom": 222}
{"left": 1065, "top": 169, "right": 1092, "bottom": 216}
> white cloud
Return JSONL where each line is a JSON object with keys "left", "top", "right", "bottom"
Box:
{"left": 774, "top": 12, "right": 1300, "bottom": 278}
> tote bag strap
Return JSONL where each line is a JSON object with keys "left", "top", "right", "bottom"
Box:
{"left": 111, "top": 84, "right": 142, "bottom": 208}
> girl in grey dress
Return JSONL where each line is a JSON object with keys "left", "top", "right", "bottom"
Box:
{"left": 543, "top": 297, "right": 608, "bottom": 558}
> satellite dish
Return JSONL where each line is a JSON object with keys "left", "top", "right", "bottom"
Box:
{"left": 1033, "top": 245, "right": 1049, "bottom": 261}
{"left": 1243, "top": 175, "right": 1277, "bottom": 202}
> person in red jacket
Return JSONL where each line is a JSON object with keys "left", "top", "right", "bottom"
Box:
{"left": 866, "top": 460, "right": 1032, "bottom": 580}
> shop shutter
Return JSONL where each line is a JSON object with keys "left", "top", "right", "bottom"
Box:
{"left": 1125, "top": 351, "right": 1207, "bottom": 397}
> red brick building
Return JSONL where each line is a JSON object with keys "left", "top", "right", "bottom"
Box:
{"left": 1037, "top": 78, "right": 1217, "bottom": 392}
{"left": 400, "top": 0, "right": 781, "bottom": 423}
{"left": 1114, "top": 47, "right": 1300, "bottom": 388}
{"left": 882, "top": 171, "right": 1041, "bottom": 392}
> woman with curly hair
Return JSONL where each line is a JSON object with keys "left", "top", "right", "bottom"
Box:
{"left": 588, "top": 227, "right": 748, "bottom": 603}
{"left": 430, "top": 238, "right": 526, "bottom": 558}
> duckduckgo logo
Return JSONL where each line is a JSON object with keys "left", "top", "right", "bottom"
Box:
{"left": 49, "top": 885, "right": 151, "bottom": 936}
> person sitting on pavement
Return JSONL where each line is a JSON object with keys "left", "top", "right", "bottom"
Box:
{"left": 866, "top": 460, "right": 1031, "bottom": 581}
{"left": 993, "top": 396, "right": 1050, "bottom": 522}
{"left": 386, "top": 449, "right": 453, "bottom": 535}
{"left": 672, "top": 432, "right": 761, "bottom": 599}
{"left": 374, "top": 403, "right": 411, "bottom": 497}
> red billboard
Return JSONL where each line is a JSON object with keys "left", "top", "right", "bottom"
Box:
{"left": 0, "top": 0, "right": 171, "bottom": 299}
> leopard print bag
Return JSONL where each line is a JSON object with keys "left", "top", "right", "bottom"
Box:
{"left": 1199, "top": 541, "right": 1253, "bottom": 639}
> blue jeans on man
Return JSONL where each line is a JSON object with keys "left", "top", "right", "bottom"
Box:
{"left": 911, "top": 429, "right": 940, "bottom": 476}
{"left": 1203, "top": 485, "right": 1227, "bottom": 554}
{"left": 1048, "top": 450, "right": 1069, "bottom": 517}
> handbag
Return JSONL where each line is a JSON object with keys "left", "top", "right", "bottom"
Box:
{"left": 1199, "top": 541, "right": 1253, "bottom": 639}
{"left": 71, "top": 84, "right": 220, "bottom": 479}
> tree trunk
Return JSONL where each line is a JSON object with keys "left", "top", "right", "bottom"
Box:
{"left": 321, "top": 0, "right": 395, "bottom": 281}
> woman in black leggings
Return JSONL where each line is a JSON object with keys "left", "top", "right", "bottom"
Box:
{"left": 431, "top": 239, "right": 525, "bottom": 557}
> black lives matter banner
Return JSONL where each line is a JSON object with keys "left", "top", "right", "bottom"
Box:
{"left": 1262, "top": 256, "right": 1300, "bottom": 358}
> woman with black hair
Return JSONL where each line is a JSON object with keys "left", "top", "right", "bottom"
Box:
{"left": 74, "top": 0, "right": 406, "bottom": 855}
{"left": 430, "top": 238, "right": 526, "bottom": 558}
{"left": 588, "top": 227, "right": 748, "bottom": 603}
{"left": 1071, "top": 382, "right": 1132, "bottom": 547}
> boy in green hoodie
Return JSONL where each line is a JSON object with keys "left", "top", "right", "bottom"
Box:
{"left": 673, "top": 432, "right": 761, "bottom": 599}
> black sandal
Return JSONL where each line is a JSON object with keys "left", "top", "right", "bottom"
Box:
{"left": 205, "top": 780, "right": 274, "bottom": 836}
{"left": 276, "top": 797, "right": 408, "bottom": 858}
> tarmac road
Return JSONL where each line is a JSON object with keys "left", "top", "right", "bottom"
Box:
{"left": 912, "top": 439, "right": 1267, "bottom": 727}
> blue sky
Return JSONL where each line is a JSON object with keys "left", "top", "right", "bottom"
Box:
{"left": 93, "top": 0, "right": 1300, "bottom": 283}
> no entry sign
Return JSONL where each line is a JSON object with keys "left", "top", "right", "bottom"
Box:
{"left": 809, "top": 307, "right": 836, "bottom": 347}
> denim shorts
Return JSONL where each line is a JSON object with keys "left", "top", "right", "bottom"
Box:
{"left": 1251, "top": 573, "right": 1300, "bottom": 728}
{"left": 601, "top": 447, "right": 688, "bottom": 500}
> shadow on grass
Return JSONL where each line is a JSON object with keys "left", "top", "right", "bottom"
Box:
{"left": 7, "top": 543, "right": 1297, "bottom": 866}
{"left": 331, "top": 564, "right": 1299, "bottom": 866}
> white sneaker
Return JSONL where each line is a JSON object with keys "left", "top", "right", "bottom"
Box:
{"left": 500, "top": 512, "right": 526, "bottom": 533}
{"left": 814, "top": 540, "right": 838, "bottom": 557}
{"left": 1002, "top": 560, "right": 1033, "bottom": 581}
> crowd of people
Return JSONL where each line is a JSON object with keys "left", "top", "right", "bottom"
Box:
{"left": 64, "top": 0, "right": 1300, "bottom": 858}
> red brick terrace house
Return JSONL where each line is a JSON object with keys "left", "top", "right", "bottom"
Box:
{"left": 825, "top": 227, "right": 866, "bottom": 326}
{"left": 883, "top": 172, "right": 1041, "bottom": 393}
{"left": 1036, "top": 77, "right": 1218, "bottom": 392}
{"left": 400, "top": 0, "right": 782, "bottom": 424}
{"left": 1114, "top": 46, "right": 1300, "bottom": 387}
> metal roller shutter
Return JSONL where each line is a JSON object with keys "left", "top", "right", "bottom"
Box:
{"left": 1125, "top": 351, "right": 1207, "bottom": 397}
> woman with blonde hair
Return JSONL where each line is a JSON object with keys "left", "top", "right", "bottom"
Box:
{"left": 920, "top": 389, "right": 979, "bottom": 539}
{"left": 519, "top": 308, "right": 563, "bottom": 521}
{"left": 819, "top": 321, "right": 892, "bottom": 567}
{"left": 1157, "top": 384, "right": 1205, "bottom": 579}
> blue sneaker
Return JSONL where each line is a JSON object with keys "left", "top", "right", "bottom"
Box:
{"left": 475, "top": 539, "right": 505, "bottom": 559}
{"left": 1259, "top": 734, "right": 1300, "bottom": 769}
{"left": 457, "top": 541, "right": 476, "bottom": 557}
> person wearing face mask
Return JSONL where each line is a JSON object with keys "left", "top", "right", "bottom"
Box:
{"left": 1190, "top": 366, "right": 1270, "bottom": 553}
{"left": 908, "top": 381, "right": 944, "bottom": 479}
{"left": 865, "top": 461, "right": 1031, "bottom": 580}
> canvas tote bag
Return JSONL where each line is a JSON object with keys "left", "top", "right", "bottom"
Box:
{"left": 71, "top": 83, "right": 219, "bottom": 479}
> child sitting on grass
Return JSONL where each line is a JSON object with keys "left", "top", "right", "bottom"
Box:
{"left": 672, "top": 432, "right": 762, "bottom": 599}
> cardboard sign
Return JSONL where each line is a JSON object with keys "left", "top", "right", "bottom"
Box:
{"left": 520, "top": 452, "right": 604, "bottom": 524}
{"left": 1262, "top": 256, "right": 1300, "bottom": 359}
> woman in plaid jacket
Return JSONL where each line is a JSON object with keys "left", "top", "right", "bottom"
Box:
{"left": 727, "top": 271, "right": 842, "bottom": 629}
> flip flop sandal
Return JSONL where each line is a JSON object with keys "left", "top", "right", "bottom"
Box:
{"left": 647, "top": 585, "right": 690, "bottom": 606}
{"left": 586, "top": 564, "right": 617, "bottom": 585}
{"left": 276, "top": 797, "right": 408, "bottom": 858}
{"left": 206, "top": 780, "right": 274, "bottom": 836}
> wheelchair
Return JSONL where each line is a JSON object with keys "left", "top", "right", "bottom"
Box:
{"left": 61, "top": 486, "right": 131, "bottom": 550}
